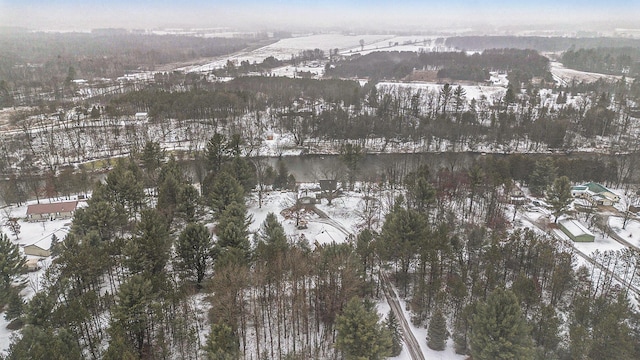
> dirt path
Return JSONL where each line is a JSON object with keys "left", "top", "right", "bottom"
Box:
{"left": 312, "top": 205, "right": 426, "bottom": 359}
{"left": 310, "top": 206, "right": 354, "bottom": 238}
{"left": 380, "top": 271, "right": 426, "bottom": 360}
{"left": 598, "top": 214, "right": 640, "bottom": 251}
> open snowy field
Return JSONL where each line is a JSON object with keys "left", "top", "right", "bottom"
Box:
{"left": 179, "top": 33, "right": 458, "bottom": 74}
{"left": 550, "top": 61, "right": 632, "bottom": 85}
{"left": 180, "top": 33, "right": 394, "bottom": 73}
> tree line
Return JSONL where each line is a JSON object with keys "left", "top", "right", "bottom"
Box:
{"left": 326, "top": 49, "right": 551, "bottom": 84}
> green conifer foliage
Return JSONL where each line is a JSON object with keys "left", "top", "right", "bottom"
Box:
{"left": 386, "top": 310, "right": 403, "bottom": 356}
{"left": 470, "top": 288, "right": 534, "bottom": 360}
{"left": 427, "top": 309, "right": 448, "bottom": 351}
{"left": 335, "top": 297, "right": 391, "bottom": 360}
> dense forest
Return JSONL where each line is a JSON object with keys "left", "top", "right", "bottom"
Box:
{"left": 561, "top": 47, "right": 640, "bottom": 76}
{"left": 326, "top": 49, "right": 552, "bottom": 84}
{"left": 2, "top": 68, "right": 639, "bottom": 180}
{"left": 3, "top": 137, "right": 640, "bottom": 359}
{"left": 0, "top": 31, "right": 254, "bottom": 95}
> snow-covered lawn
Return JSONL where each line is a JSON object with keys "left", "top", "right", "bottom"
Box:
{"left": 377, "top": 81, "right": 507, "bottom": 104}
{"left": 608, "top": 216, "right": 640, "bottom": 248}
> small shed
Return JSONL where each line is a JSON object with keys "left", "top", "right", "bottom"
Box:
{"left": 23, "top": 244, "right": 52, "bottom": 257}
{"left": 24, "top": 258, "right": 41, "bottom": 271}
{"left": 559, "top": 219, "right": 595, "bottom": 242}
{"left": 319, "top": 180, "right": 337, "bottom": 191}
{"left": 26, "top": 201, "right": 78, "bottom": 222}
{"left": 509, "top": 186, "right": 527, "bottom": 205}
{"left": 135, "top": 112, "right": 148, "bottom": 121}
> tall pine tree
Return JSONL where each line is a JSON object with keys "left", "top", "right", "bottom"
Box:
{"left": 175, "top": 223, "right": 212, "bottom": 286}
{"left": 427, "top": 309, "right": 448, "bottom": 351}
{"left": 335, "top": 297, "right": 391, "bottom": 360}
{"left": 470, "top": 288, "right": 534, "bottom": 360}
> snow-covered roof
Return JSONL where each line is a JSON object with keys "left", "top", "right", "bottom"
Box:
{"left": 26, "top": 201, "right": 78, "bottom": 215}
{"left": 584, "top": 182, "right": 616, "bottom": 196}
{"left": 559, "top": 219, "right": 594, "bottom": 238}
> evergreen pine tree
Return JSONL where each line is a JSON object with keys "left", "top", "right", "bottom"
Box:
{"left": 157, "top": 173, "right": 181, "bottom": 223}
{"left": 4, "top": 287, "right": 24, "bottom": 322}
{"left": 209, "top": 171, "right": 245, "bottom": 217}
{"left": 111, "top": 274, "right": 154, "bottom": 357}
{"left": 205, "top": 133, "right": 230, "bottom": 173}
{"left": 205, "top": 322, "right": 240, "bottom": 360}
{"left": 546, "top": 175, "right": 572, "bottom": 223}
{"left": 124, "top": 209, "right": 171, "bottom": 291}
{"left": 176, "top": 223, "right": 212, "bottom": 286}
{"left": 256, "top": 212, "right": 288, "bottom": 256}
{"left": 427, "top": 309, "right": 448, "bottom": 351}
{"left": 385, "top": 310, "right": 403, "bottom": 356}
{"left": 176, "top": 184, "right": 200, "bottom": 223}
{"left": 215, "top": 202, "right": 251, "bottom": 262}
{"left": 335, "top": 297, "right": 392, "bottom": 360}
{"left": 5, "top": 326, "right": 82, "bottom": 360}
{"left": 0, "top": 232, "right": 25, "bottom": 305}
{"left": 223, "top": 157, "right": 256, "bottom": 194}
{"left": 528, "top": 158, "right": 557, "bottom": 197}
{"left": 589, "top": 294, "right": 634, "bottom": 359}
{"left": 470, "top": 288, "right": 534, "bottom": 360}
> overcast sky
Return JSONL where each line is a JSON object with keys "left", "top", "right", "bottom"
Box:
{"left": 1, "top": 0, "right": 639, "bottom": 32}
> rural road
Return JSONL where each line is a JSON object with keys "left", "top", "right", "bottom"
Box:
{"left": 312, "top": 205, "right": 426, "bottom": 359}
{"left": 380, "top": 271, "right": 426, "bottom": 360}
{"left": 522, "top": 214, "right": 640, "bottom": 297}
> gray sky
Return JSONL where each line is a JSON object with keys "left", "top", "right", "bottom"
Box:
{"left": 1, "top": 0, "right": 638, "bottom": 33}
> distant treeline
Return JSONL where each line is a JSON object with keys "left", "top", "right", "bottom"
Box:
{"left": 0, "top": 32, "right": 251, "bottom": 83}
{"left": 326, "top": 49, "right": 551, "bottom": 84}
{"left": 445, "top": 36, "right": 640, "bottom": 52}
{"left": 111, "top": 77, "right": 363, "bottom": 119}
{"left": 562, "top": 47, "right": 640, "bottom": 76}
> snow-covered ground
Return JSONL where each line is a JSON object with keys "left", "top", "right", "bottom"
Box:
{"left": 378, "top": 285, "right": 466, "bottom": 360}
{"left": 179, "top": 33, "right": 394, "bottom": 73}
{"left": 178, "top": 33, "right": 458, "bottom": 75}
{"left": 377, "top": 81, "right": 507, "bottom": 105}
{"left": 3, "top": 184, "right": 639, "bottom": 358}
{"left": 609, "top": 216, "right": 640, "bottom": 248}
{"left": 550, "top": 61, "right": 633, "bottom": 86}
{"left": 0, "top": 198, "right": 83, "bottom": 355}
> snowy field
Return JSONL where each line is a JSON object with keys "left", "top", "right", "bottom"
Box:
{"left": 377, "top": 81, "right": 507, "bottom": 104}
{"left": 179, "top": 33, "right": 394, "bottom": 73}
{"left": 179, "top": 33, "right": 457, "bottom": 74}
{"left": 550, "top": 61, "right": 633, "bottom": 85}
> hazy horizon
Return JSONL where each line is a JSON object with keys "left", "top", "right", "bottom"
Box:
{"left": 1, "top": 0, "right": 639, "bottom": 34}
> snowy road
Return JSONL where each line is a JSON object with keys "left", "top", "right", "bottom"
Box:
{"left": 522, "top": 214, "right": 640, "bottom": 297}
{"left": 380, "top": 271, "right": 426, "bottom": 360}
{"left": 312, "top": 204, "right": 426, "bottom": 359}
